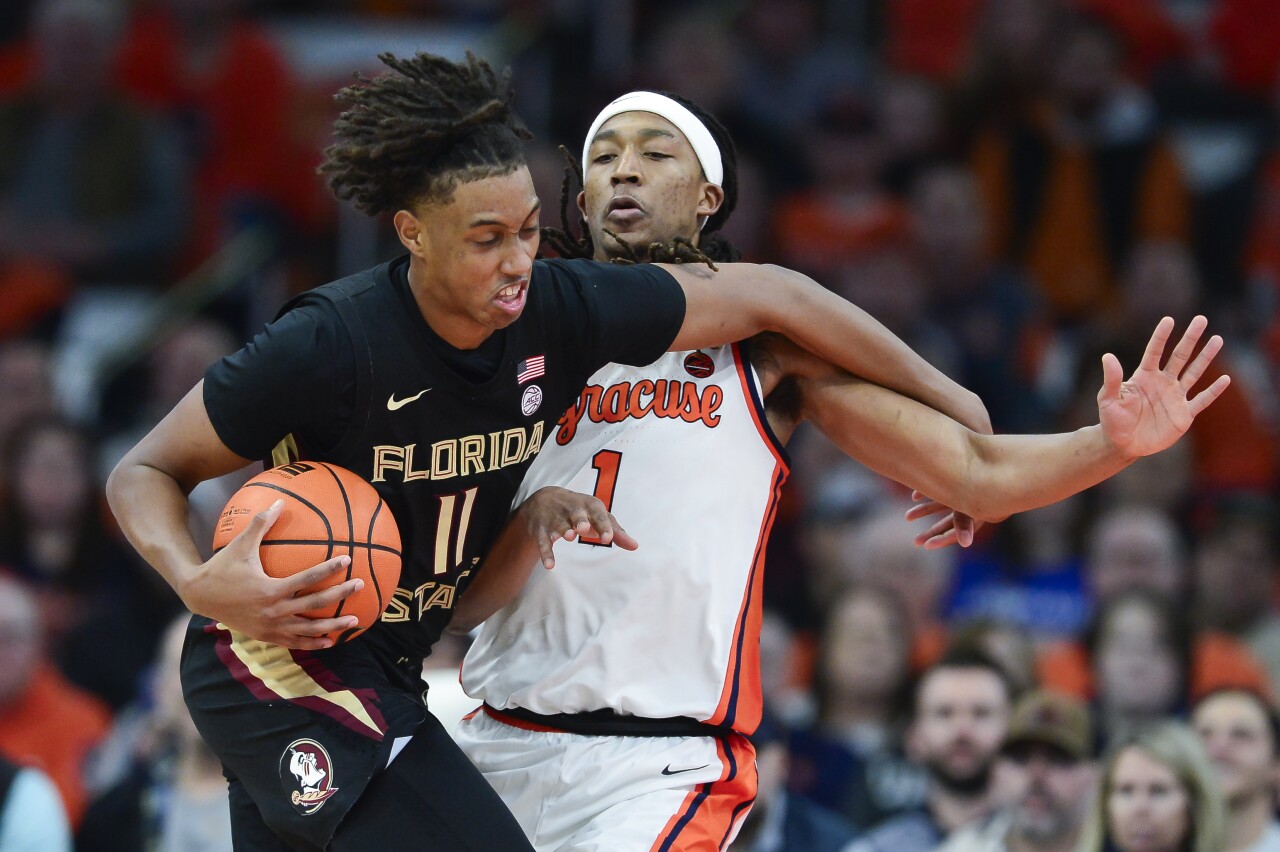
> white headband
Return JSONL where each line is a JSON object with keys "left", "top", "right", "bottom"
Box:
{"left": 581, "top": 91, "right": 723, "bottom": 187}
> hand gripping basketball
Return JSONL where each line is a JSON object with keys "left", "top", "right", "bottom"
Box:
{"left": 197, "top": 463, "right": 402, "bottom": 649}
{"left": 187, "top": 499, "right": 363, "bottom": 649}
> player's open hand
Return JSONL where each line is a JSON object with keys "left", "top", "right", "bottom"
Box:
{"left": 1098, "top": 316, "right": 1230, "bottom": 460}
{"left": 905, "top": 492, "right": 982, "bottom": 549}
{"left": 520, "top": 486, "right": 638, "bottom": 569}
{"left": 181, "top": 499, "right": 363, "bottom": 650}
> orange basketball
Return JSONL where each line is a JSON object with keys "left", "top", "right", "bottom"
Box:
{"left": 212, "top": 461, "right": 401, "bottom": 644}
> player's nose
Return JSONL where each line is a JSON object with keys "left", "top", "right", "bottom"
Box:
{"left": 610, "top": 148, "right": 642, "bottom": 185}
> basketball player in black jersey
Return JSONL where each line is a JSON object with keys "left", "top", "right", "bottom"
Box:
{"left": 105, "top": 53, "right": 1007, "bottom": 851}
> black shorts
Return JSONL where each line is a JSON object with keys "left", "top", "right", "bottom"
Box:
{"left": 181, "top": 615, "right": 527, "bottom": 850}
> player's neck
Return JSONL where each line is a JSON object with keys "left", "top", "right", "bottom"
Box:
{"left": 406, "top": 258, "right": 493, "bottom": 350}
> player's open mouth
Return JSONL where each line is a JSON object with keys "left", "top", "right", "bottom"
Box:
{"left": 493, "top": 278, "right": 528, "bottom": 314}
{"left": 606, "top": 195, "right": 645, "bottom": 224}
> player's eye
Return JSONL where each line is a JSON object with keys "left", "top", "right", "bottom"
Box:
{"left": 645, "top": 151, "right": 671, "bottom": 160}
{"left": 592, "top": 153, "right": 615, "bottom": 164}
{"left": 474, "top": 235, "right": 502, "bottom": 247}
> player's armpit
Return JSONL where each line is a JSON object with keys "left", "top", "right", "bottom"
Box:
{"left": 107, "top": 382, "right": 258, "bottom": 593}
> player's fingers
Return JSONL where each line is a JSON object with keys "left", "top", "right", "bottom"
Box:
{"left": 904, "top": 501, "right": 949, "bottom": 522}
{"left": 276, "top": 556, "right": 350, "bottom": 596}
{"left": 609, "top": 517, "right": 639, "bottom": 551}
{"left": 1138, "top": 316, "right": 1175, "bottom": 372}
{"left": 237, "top": 499, "right": 284, "bottom": 549}
{"left": 284, "top": 581, "right": 364, "bottom": 616}
{"left": 579, "top": 500, "right": 616, "bottom": 545}
{"left": 276, "top": 634, "right": 336, "bottom": 651}
{"left": 1163, "top": 315, "right": 1207, "bottom": 375}
{"left": 281, "top": 613, "right": 359, "bottom": 637}
{"left": 536, "top": 528, "right": 558, "bottom": 569}
{"left": 1188, "top": 374, "right": 1232, "bottom": 417}
{"left": 955, "top": 514, "right": 975, "bottom": 548}
{"left": 911, "top": 515, "right": 955, "bottom": 546}
{"left": 1099, "top": 353, "right": 1123, "bottom": 403}
{"left": 915, "top": 527, "right": 960, "bottom": 550}
{"left": 270, "top": 622, "right": 344, "bottom": 650}
{"left": 1179, "top": 334, "right": 1223, "bottom": 389}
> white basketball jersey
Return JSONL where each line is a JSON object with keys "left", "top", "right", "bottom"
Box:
{"left": 461, "top": 344, "right": 788, "bottom": 734}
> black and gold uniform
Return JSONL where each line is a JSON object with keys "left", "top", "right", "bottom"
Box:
{"left": 182, "top": 255, "right": 684, "bottom": 850}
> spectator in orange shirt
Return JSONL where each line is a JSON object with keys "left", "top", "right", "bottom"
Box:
{"left": 0, "top": 572, "right": 110, "bottom": 828}
{"left": 114, "top": 0, "right": 325, "bottom": 267}
{"left": 0, "top": 0, "right": 188, "bottom": 291}
{"left": 971, "top": 14, "right": 1189, "bottom": 321}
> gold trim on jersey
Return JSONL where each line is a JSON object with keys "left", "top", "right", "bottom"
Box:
{"left": 221, "top": 626, "right": 384, "bottom": 737}
{"left": 271, "top": 434, "right": 301, "bottom": 468}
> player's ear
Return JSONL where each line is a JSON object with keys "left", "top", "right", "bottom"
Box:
{"left": 393, "top": 209, "right": 428, "bottom": 260}
{"left": 697, "top": 183, "right": 725, "bottom": 221}
{"left": 576, "top": 190, "right": 587, "bottom": 220}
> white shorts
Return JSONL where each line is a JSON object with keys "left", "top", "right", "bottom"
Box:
{"left": 455, "top": 706, "right": 756, "bottom": 852}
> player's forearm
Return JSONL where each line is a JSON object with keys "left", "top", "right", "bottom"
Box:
{"left": 106, "top": 460, "right": 205, "bottom": 596}
{"left": 447, "top": 512, "right": 540, "bottom": 634}
{"left": 962, "top": 426, "right": 1133, "bottom": 520}
{"left": 801, "top": 374, "right": 1131, "bottom": 522}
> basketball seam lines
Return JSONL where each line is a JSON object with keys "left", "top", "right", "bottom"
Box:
{"left": 322, "top": 464, "right": 356, "bottom": 622}
{"left": 244, "top": 482, "right": 334, "bottom": 542}
{"left": 257, "top": 540, "right": 400, "bottom": 554}
{"left": 366, "top": 500, "right": 385, "bottom": 616}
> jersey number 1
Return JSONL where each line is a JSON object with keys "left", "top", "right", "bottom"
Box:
{"left": 579, "top": 450, "right": 622, "bottom": 547}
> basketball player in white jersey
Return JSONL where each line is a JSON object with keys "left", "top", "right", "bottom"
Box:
{"left": 451, "top": 92, "right": 1230, "bottom": 851}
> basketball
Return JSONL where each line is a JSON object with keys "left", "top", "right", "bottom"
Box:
{"left": 212, "top": 462, "right": 401, "bottom": 644}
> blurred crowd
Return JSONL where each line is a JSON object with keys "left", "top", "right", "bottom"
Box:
{"left": 0, "top": 0, "right": 1279, "bottom": 848}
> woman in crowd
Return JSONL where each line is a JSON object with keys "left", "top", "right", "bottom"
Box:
{"left": 1077, "top": 721, "right": 1225, "bottom": 852}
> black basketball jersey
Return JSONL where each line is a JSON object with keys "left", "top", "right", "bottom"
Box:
{"left": 204, "top": 255, "right": 685, "bottom": 663}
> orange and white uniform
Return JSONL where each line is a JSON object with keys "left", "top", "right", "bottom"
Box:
{"left": 457, "top": 343, "right": 787, "bottom": 851}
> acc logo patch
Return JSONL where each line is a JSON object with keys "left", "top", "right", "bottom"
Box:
{"left": 683, "top": 352, "right": 714, "bottom": 378}
{"left": 522, "top": 384, "right": 543, "bottom": 416}
{"left": 280, "top": 738, "right": 339, "bottom": 815}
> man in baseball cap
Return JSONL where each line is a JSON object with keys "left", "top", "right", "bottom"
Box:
{"left": 941, "top": 690, "right": 1097, "bottom": 852}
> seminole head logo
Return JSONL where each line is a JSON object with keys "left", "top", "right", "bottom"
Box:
{"left": 279, "top": 738, "right": 339, "bottom": 815}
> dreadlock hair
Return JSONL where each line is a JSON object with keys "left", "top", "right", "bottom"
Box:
{"left": 320, "top": 52, "right": 533, "bottom": 216}
{"left": 541, "top": 91, "right": 741, "bottom": 269}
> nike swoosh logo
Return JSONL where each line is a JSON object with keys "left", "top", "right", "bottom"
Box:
{"left": 387, "top": 388, "right": 431, "bottom": 411}
{"left": 661, "top": 763, "right": 709, "bottom": 776}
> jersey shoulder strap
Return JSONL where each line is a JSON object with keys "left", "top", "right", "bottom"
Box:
{"left": 266, "top": 263, "right": 386, "bottom": 466}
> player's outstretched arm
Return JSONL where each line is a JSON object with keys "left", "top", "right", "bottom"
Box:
{"left": 106, "top": 382, "right": 363, "bottom": 649}
{"left": 658, "top": 262, "right": 992, "bottom": 436}
{"left": 792, "top": 316, "right": 1229, "bottom": 528}
{"left": 447, "top": 487, "right": 637, "bottom": 634}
